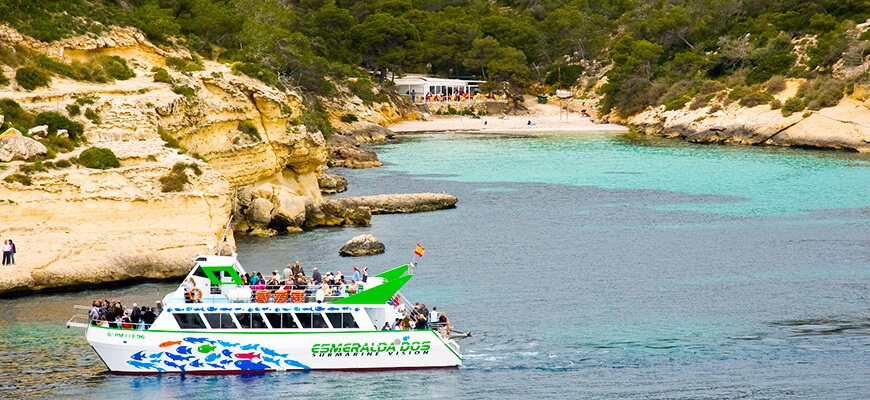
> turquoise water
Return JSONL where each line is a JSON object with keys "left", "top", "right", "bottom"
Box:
{"left": 2, "top": 131, "right": 869, "bottom": 399}
{"left": 375, "top": 132, "right": 870, "bottom": 216}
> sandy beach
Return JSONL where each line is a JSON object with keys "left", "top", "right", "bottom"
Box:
{"left": 389, "top": 95, "right": 629, "bottom": 134}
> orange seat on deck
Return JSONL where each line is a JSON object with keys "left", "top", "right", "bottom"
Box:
{"left": 274, "top": 290, "right": 288, "bottom": 303}
{"left": 290, "top": 290, "right": 305, "bottom": 303}
{"left": 255, "top": 289, "right": 270, "bottom": 303}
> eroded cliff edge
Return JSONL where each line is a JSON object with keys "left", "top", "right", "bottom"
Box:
{"left": 0, "top": 27, "right": 424, "bottom": 295}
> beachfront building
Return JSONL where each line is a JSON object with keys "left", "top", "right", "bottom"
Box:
{"left": 394, "top": 75, "right": 486, "bottom": 103}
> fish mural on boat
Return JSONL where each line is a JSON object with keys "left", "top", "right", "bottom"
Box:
{"left": 125, "top": 337, "right": 311, "bottom": 372}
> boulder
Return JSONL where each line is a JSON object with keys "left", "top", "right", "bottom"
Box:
{"left": 318, "top": 173, "right": 347, "bottom": 194}
{"left": 0, "top": 128, "right": 48, "bottom": 161}
{"left": 246, "top": 197, "right": 274, "bottom": 225}
{"left": 271, "top": 190, "right": 307, "bottom": 229}
{"left": 328, "top": 145, "right": 383, "bottom": 169}
{"left": 344, "top": 206, "right": 371, "bottom": 227}
{"left": 339, "top": 234, "right": 385, "bottom": 257}
{"left": 57, "top": 129, "right": 68, "bottom": 138}
{"left": 346, "top": 123, "right": 393, "bottom": 144}
{"left": 28, "top": 125, "right": 49, "bottom": 137}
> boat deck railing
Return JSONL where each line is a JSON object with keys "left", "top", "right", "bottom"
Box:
{"left": 186, "top": 283, "right": 366, "bottom": 305}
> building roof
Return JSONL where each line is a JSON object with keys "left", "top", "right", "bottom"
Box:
{"left": 394, "top": 74, "right": 486, "bottom": 86}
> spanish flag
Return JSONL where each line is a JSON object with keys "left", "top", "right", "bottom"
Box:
{"left": 414, "top": 244, "right": 425, "bottom": 257}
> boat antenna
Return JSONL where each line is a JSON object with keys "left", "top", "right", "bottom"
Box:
{"left": 216, "top": 214, "right": 233, "bottom": 255}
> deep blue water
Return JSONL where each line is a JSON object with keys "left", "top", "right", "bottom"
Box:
{"left": 1, "top": 132, "right": 869, "bottom": 399}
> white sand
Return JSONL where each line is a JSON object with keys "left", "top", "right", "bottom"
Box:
{"left": 389, "top": 96, "right": 628, "bottom": 134}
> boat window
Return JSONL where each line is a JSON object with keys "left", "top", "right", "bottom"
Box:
{"left": 326, "top": 313, "right": 359, "bottom": 329}
{"left": 264, "top": 313, "right": 299, "bottom": 329}
{"left": 311, "top": 313, "right": 327, "bottom": 329}
{"left": 203, "top": 313, "right": 237, "bottom": 329}
{"left": 295, "top": 312, "right": 327, "bottom": 329}
{"left": 295, "top": 312, "right": 313, "bottom": 329}
{"left": 235, "top": 312, "right": 267, "bottom": 329}
{"left": 190, "top": 266, "right": 207, "bottom": 278}
{"left": 173, "top": 313, "right": 206, "bottom": 329}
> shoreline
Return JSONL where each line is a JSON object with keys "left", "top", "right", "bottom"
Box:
{"left": 388, "top": 115, "right": 630, "bottom": 134}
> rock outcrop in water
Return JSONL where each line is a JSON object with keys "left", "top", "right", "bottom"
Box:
{"left": 339, "top": 234, "right": 385, "bottom": 257}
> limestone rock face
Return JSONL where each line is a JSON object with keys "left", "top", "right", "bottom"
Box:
{"left": 318, "top": 173, "right": 348, "bottom": 194}
{"left": 0, "top": 143, "right": 233, "bottom": 296}
{"left": 0, "top": 129, "right": 48, "bottom": 161}
{"left": 28, "top": 125, "right": 49, "bottom": 137}
{"left": 624, "top": 84, "right": 870, "bottom": 153}
{"left": 328, "top": 144, "right": 383, "bottom": 169}
{"left": 339, "top": 234, "right": 385, "bottom": 257}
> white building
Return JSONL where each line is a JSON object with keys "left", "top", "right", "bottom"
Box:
{"left": 394, "top": 75, "right": 485, "bottom": 101}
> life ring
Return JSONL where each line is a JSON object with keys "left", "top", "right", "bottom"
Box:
{"left": 188, "top": 287, "right": 203, "bottom": 302}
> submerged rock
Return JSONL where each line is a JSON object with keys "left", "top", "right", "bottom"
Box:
{"left": 339, "top": 234, "right": 385, "bottom": 257}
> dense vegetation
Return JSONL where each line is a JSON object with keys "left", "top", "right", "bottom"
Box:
{"left": 0, "top": 0, "right": 868, "bottom": 117}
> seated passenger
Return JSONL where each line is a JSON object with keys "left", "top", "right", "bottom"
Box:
{"left": 315, "top": 285, "right": 325, "bottom": 303}
{"left": 348, "top": 280, "right": 359, "bottom": 294}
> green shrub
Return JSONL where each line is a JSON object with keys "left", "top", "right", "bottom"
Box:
{"left": 19, "top": 160, "right": 47, "bottom": 174}
{"left": 798, "top": 77, "right": 846, "bottom": 110}
{"left": 84, "top": 108, "right": 101, "bottom": 124}
{"left": 545, "top": 64, "right": 585, "bottom": 87}
{"left": 40, "top": 134, "right": 77, "bottom": 154}
{"left": 99, "top": 56, "right": 135, "bottom": 80}
{"left": 230, "top": 62, "right": 279, "bottom": 86}
{"left": 42, "top": 160, "right": 56, "bottom": 169}
{"left": 15, "top": 66, "right": 50, "bottom": 90}
{"left": 78, "top": 147, "right": 120, "bottom": 169}
{"left": 55, "top": 159, "right": 72, "bottom": 168}
{"left": 173, "top": 85, "right": 195, "bottom": 98}
{"left": 238, "top": 120, "right": 261, "bottom": 141}
{"left": 0, "top": 69, "right": 8, "bottom": 86}
{"left": 781, "top": 97, "right": 806, "bottom": 116}
{"left": 66, "top": 103, "right": 81, "bottom": 116}
{"left": 159, "top": 162, "right": 202, "bottom": 192}
{"left": 35, "top": 111, "right": 84, "bottom": 141}
{"left": 0, "top": 98, "right": 35, "bottom": 131}
{"left": 4, "top": 173, "right": 32, "bottom": 186}
{"left": 75, "top": 95, "right": 98, "bottom": 105}
{"left": 340, "top": 113, "right": 359, "bottom": 123}
{"left": 159, "top": 127, "right": 183, "bottom": 149}
{"left": 165, "top": 57, "right": 204, "bottom": 73}
{"left": 770, "top": 99, "right": 783, "bottom": 110}
{"left": 664, "top": 96, "right": 691, "bottom": 111}
{"left": 764, "top": 76, "right": 787, "bottom": 94}
{"left": 738, "top": 92, "right": 774, "bottom": 108}
{"left": 151, "top": 67, "right": 173, "bottom": 84}
{"left": 300, "top": 104, "right": 335, "bottom": 137}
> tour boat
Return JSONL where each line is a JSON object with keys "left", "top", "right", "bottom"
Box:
{"left": 71, "top": 254, "right": 463, "bottom": 374}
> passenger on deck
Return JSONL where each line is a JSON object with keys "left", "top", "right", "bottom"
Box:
{"left": 130, "top": 303, "right": 141, "bottom": 329}
{"left": 292, "top": 261, "right": 304, "bottom": 277}
{"left": 348, "top": 280, "right": 358, "bottom": 294}
{"left": 315, "top": 284, "right": 325, "bottom": 303}
{"left": 352, "top": 266, "right": 360, "bottom": 282}
{"left": 98, "top": 316, "right": 109, "bottom": 327}
{"left": 334, "top": 270, "right": 344, "bottom": 284}
{"left": 268, "top": 271, "right": 281, "bottom": 286}
{"left": 361, "top": 266, "right": 368, "bottom": 283}
{"left": 142, "top": 306, "right": 156, "bottom": 329}
{"left": 325, "top": 271, "right": 334, "bottom": 285}
{"left": 382, "top": 322, "right": 390, "bottom": 330}
{"left": 311, "top": 267, "right": 322, "bottom": 283}
{"left": 283, "top": 264, "right": 293, "bottom": 284}
{"left": 89, "top": 300, "right": 101, "bottom": 323}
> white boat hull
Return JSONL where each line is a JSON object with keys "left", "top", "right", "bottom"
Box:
{"left": 87, "top": 325, "right": 462, "bottom": 374}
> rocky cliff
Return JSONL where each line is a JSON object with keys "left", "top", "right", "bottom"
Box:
{"left": 621, "top": 81, "right": 870, "bottom": 153}
{"left": 0, "top": 27, "right": 348, "bottom": 295}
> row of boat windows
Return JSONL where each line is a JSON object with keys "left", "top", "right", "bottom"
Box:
{"left": 173, "top": 312, "right": 360, "bottom": 330}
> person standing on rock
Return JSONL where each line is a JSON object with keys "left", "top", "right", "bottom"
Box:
{"left": 1, "top": 240, "right": 9, "bottom": 265}
{"left": 7, "top": 240, "right": 15, "bottom": 265}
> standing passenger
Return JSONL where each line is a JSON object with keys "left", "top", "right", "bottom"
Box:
{"left": 1, "top": 240, "right": 9, "bottom": 265}
{"left": 352, "top": 266, "right": 360, "bottom": 283}
{"left": 7, "top": 240, "right": 14, "bottom": 265}
{"left": 361, "top": 267, "right": 368, "bottom": 283}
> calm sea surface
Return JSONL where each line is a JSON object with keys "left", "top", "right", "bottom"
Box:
{"left": 1, "top": 132, "right": 869, "bottom": 399}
